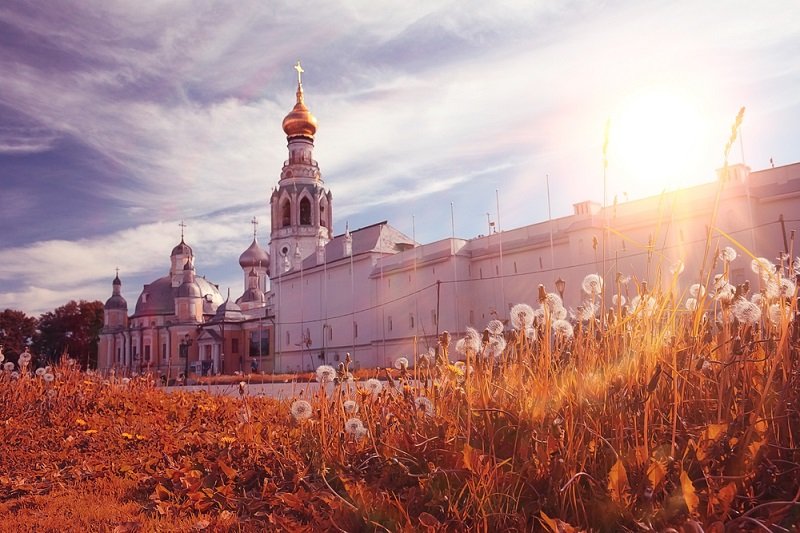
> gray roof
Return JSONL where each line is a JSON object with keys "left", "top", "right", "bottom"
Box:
{"left": 239, "top": 238, "right": 270, "bottom": 269}
{"left": 236, "top": 287, "right": 266, "bottom": 304}
{"left": 104, "top": 294, "right": 127, "bottom": 310}
{"left": 133, "top": 275, "right": 222, "bottom": 316}
{"left": 171, "top": 239, "right": 193, "bottom": 257}
{"left": 210, "top": 298, "right": 245, "bottom": 323}
{"left": 296, "top": 221, "right": 415, "bottom": 271}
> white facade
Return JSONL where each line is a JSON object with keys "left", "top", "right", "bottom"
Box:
{"left": 269, "top": 161, "right": 800, "bottom": 372}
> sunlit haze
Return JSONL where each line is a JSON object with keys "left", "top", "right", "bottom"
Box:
{"left": 0, "top": 0, "right": 798, "bottom": 314}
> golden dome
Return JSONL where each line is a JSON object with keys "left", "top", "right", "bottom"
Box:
{"left": 282, "top": 84, "right": 317, "bottom": 139}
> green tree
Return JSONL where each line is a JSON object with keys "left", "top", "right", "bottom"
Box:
{"left": 35, "top": 300, "right": 104, "bottom": 368}
{"left": 0, "top": 309, "right": 38, "bottom": 362}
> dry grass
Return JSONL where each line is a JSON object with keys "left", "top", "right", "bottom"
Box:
{"left": 2, "top": 268, "right": 799, "bottom": 532}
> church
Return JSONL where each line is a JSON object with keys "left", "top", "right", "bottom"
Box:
{"left": 98, "top": 64, "right": 800, "bottom": 376}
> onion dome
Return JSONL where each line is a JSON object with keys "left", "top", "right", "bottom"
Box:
{"left": 177, "top": 259, "right": 201, "bottom": 297}
{"left": 282, "top": 84, "right": 317, "bottom": 139}
{"left": 177, "top": 279, "right": 202, "bottom": 298}
{"left": 105, "top": 273, "right": 127, "bottom": 310}
{"left": 171, "top": 238, "right": 193, "bottom": 257}
{"left": 239, "top": 239, "right": 270, "bottom": 269}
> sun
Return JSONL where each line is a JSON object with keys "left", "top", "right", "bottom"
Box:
{"left": 608, "top": 88, "right": 713, "bottom": 199}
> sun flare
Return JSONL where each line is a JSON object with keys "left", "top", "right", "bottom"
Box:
{"left": 608, "top": 88, "right": 712, "bottom": 198}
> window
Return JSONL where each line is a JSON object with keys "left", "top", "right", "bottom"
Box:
{"left": 469, "top": 310, "right": 474, "bottom": 324}
{"left": 162, "top": 343, "right": 166, "bottom": 359}
{"left": 286, "top": 331, "right": 290, "bottom": 346}
{"left": 320, "top": 204, "right": 326, "bottom": 227}
{"left": 409, "top": 315, "right": 415, "bottom": 329}
{"left": 431, "top": 310, "right": 437, "bottom": 326}
{"left": 388, "top": 316, "right": 393, "bottom": 332}
{"left": 300, "top": 197, "right": 311, "bottom": 225}
{"left": 248, "top": 330, "right": 269, "bottom": 356}
{"left": 144, "top": 345, "right": 150, "bottom": 362}
{"left": 328, "top": 327, "right": 333, "bottom": 341}
{"left": 353, "top": 321, "right": 358, "bottom": 338}
{"left": 231, "top": 338, "right": 239, "bottom": 354}
{"left": 281, "top": 199, "right": 291, "bottom": 227}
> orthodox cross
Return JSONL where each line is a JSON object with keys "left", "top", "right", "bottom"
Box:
{"left": 115, "top": 267, "right": 120, "bottom": 277}
{"left": 294, "top": 60, "right": 304, "bottom": 85}
{"left": 179, "top": 220, "right": 187, "bottom": 240}
{"left": 251, "top": 216, "right": 258, "bottom": 239}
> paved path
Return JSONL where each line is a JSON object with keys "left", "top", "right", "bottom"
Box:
{"left": 164, "top": 381, "right": 343, "bottom": 398}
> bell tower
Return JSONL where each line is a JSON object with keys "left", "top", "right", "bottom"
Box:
{"left": 270, "top": 61, "right": 333, "bottom": 275}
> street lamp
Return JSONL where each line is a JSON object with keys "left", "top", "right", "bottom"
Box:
{"left": 180, "top": 334, "right": 193, "bottom": 385}
{"left": 555, "top": 277, "right": 566, "bottom": 300}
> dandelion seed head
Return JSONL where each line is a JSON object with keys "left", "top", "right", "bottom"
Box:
{"left": 768, "top": 303, "right": 789, "bottom": 325}
{"left": 751, "top": 257, "right": 774, "bottom": 275}
{"left": 35, "top": 367, "right": 46, "bottom": 377}
{"left": 18, "top": 352, "right": 31, "bottom": 364}
{"left": 415, "top": 396, "right": 434, "bottom": 416}
{"left": 364, "top": 378, "right": 383, "bottom": 395}
{"left": 765, "top": 280, "right": 780, "bottom": 300}
{"left": 581, "top": 274, "right": 603, "bottom": 296}
{"left": 345, "top": 417, "right": 364, "bottom": 435}
{"left": 3, "top": 362, "right": 14, "bottom": 372}
{"left": 719, "top": 246, "right": 737, "bottom": 262}
{"left": 553, "top": 305, "right": 568, "bottom": 321}
{"left": 670, "top": 260, "right": 685, "bottom": 276}
{"left": 355, "top": 425, "right": 368, "bottom": 440}
{"left": 487, "top": 336, "right": 506, "bottom": 359}
{"left": 732, "top": 299, "right": 761, "bottom": 324}
{"left": 543, "top": 293, "right": 563, "bottom": 313}
{"left": 315, "top": 364, "right": 336, "bottom": 383}
{"left": 612, "top": 294, "right": 626, "bottom": 307}
{"left": 457, "top": 327, "right": 481, "bottom": 354}
{"left": 11, "top": 371, "right": 20, "bottom": 380}
{"left": 552, "top": 319, "right": 574, "bottom": 339}
{"left": 485, "top": 319, "right": 504, "bottom": 335}
{"left": 122, "top": 377, "right": 131, "bottom": 385}
{"left": 715, "top": 283, "right": 736, "bottom": 303}
{"left": 393, "top": 356, "right": 409, "bottom": 370}
{"left": 689, "top": 283, "right": 706, "bottom": 299}
{"left": 779, "top": 278, "right": 796, "bottom": 298}
{"left": 685, "top": 298, "right": 698, "bottom": 311}
{"left": 525, "top": 327, "right": 538, "bottom": 342}
{"left": 290, "top": 399, "right": 313, "bottom": 421}
{"left": 577, "top": 303, "right": 596, "bottom": 322}
{"left": 750, "top": 293, "right": 763, "bottom": 306}
{"left": 343, "top": 399, "right": 359, "bottom": 414}
{"left": 509, "top": 303, "right": 535, "bottom": 330}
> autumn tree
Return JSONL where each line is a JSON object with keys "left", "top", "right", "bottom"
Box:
{"left": 34, "top": 300, "right": 104, "bottom": 368}
{"left": 0, "top": 309, "right": 38, "bottom": 361}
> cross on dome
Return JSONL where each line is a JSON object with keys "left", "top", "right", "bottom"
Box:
{"left": 294, "top": 60, "right": 304, "bottom": 85}
{"left": 251, "top": 216, "right": 258, "bottom": 239}
{"left": 178, "top": 220, "right": 187, "bottom": 240}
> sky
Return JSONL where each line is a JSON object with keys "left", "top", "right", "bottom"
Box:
{"left": 1, "top": 0, "right": 798, "bottom": 316}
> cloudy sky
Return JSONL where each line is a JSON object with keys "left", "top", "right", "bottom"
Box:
{"left": 1, "top": 0, "right": 798, "bottom": 315}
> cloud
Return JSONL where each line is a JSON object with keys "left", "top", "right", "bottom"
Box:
{"left": 0, "top": 0, "right": 799, "bottom": 315}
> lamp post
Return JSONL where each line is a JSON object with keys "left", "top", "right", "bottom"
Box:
{"left": 180, "top": 334, "right": 193, "bottom": 385}
{"left": 555, "top": 277, "right": 566, "bottom": 301}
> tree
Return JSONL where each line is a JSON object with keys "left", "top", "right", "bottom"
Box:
{"left": 35, "top": 300, "right": 104, "bottom": 368}
{"left": 0, "top": 309, "right": 38, "bottom": 362}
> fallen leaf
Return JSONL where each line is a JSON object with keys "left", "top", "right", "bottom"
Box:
{"left": 680, "top": 470, "right": 699, "bottom": 515}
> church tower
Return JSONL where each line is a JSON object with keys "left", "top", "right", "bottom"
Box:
{"left": 270, "top": 61, "right": 333, "bottom": 275}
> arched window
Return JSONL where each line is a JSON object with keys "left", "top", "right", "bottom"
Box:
{"left": 319, "top": 204, "right": 326, "bottom": 227}
{"left": 299, "top": 197, "right": 311, "bottom": 225}
{"left": 281, "top": 199, "right": 291, "bottom": 227}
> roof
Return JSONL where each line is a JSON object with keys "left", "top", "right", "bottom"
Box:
{"left": 295, "top": 221, "right": 415, "bottom": 271}
{"left": 239, "top": 238, "right": 270, "bottom": 269}
{"left": 133, "top": 275, "right": 223, "bottom": 316}
{"left": 171, "top": 238, "right": 193, "bottom": 257}
{"left": 104, "top": 294, "right": 127, "bottom": 310}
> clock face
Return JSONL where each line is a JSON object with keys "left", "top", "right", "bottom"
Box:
{"left": 280, "top": 245, "right": 290, "bottom": 256}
